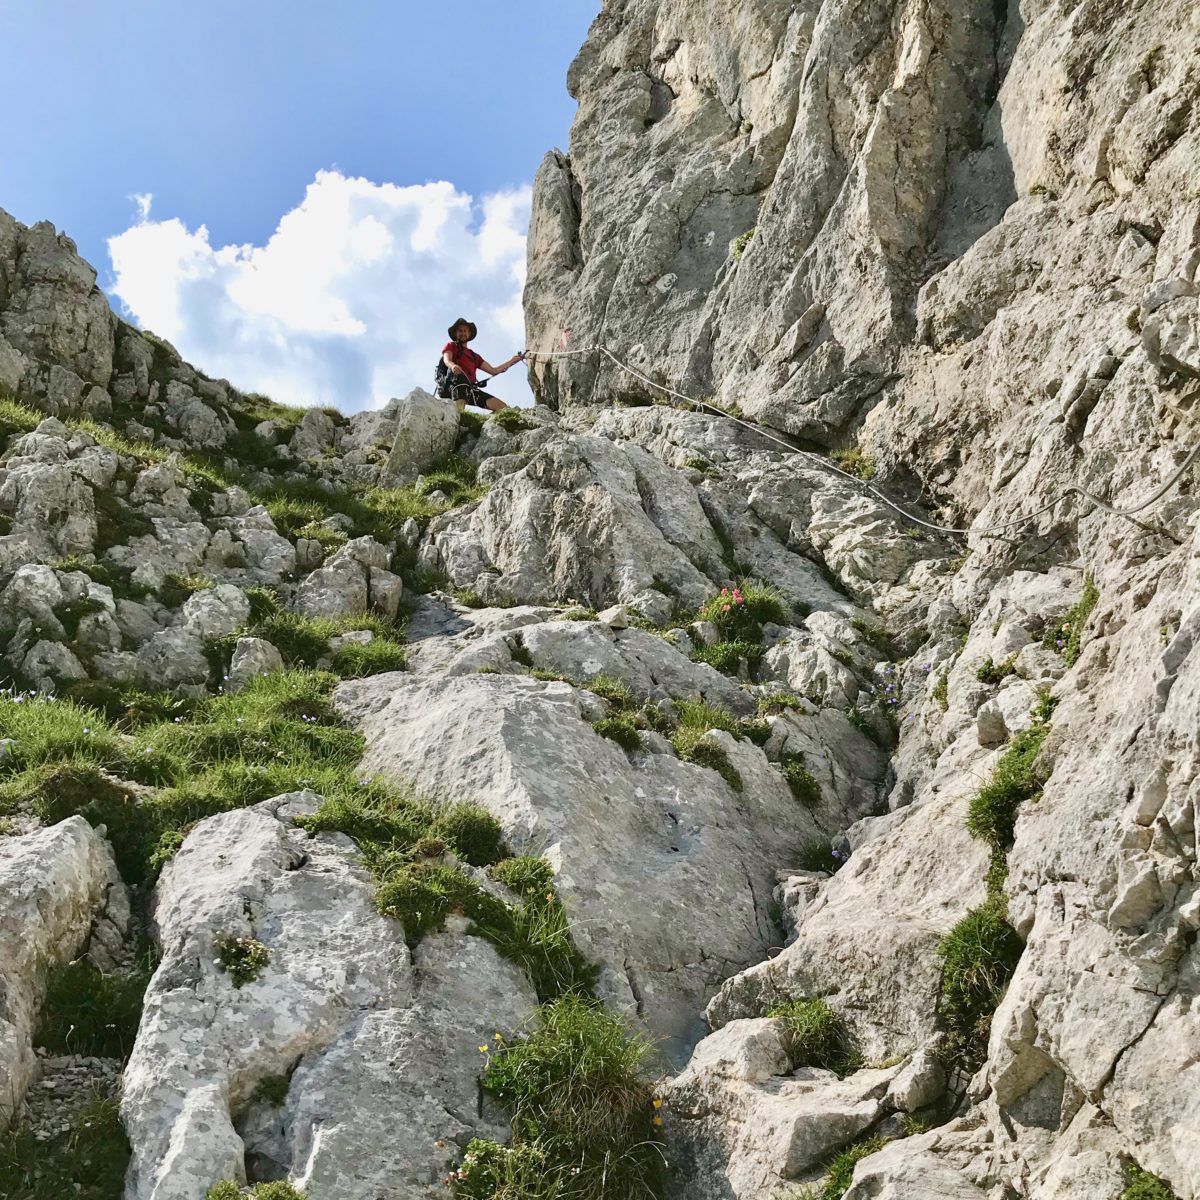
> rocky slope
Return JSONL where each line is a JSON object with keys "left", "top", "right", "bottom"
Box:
{"left": 519, "top": 0, "right": 1200, "bottom": 1197}
{"left": 0, "top": 0, "right": 1198, "bottom": 1197}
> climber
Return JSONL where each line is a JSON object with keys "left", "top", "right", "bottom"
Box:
{"left": 436, "top": 318, "right": 525, "bottom": 412}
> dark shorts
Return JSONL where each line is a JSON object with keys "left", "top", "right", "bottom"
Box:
{"left": 447, "top": 379, "right": 498, "bottom": 408}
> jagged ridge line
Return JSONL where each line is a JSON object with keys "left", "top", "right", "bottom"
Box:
{"left": 524, "top": 345, "right": 1200, "bottom": 539}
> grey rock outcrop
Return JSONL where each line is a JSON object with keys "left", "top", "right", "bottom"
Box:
{"left": 379, "top": 388, "right": 460, "bottom": 485}
{"left": 0, "top": 818, "right": 125, "bottom": 1126}
{"left": 122, "top": 792, "right": 537, "bottom": 1200}
{"left": 335, "top": 668, "right": 853, "bottom": 1062}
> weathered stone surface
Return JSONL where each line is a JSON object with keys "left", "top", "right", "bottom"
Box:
{"left": 228, "top": 637, "right": 284, "bottom": 692}
{"left": 663, "top": 1015, "right": 900, "bottom": 1200}
{"left": 0, "top": 819, "right": 125, "bottom": 1127}
{"left": 708, "top": 781, "right": 991, "bottom": 1062}
{"left": 379, "top": 388, "right": 459, "bottom": 486}
{"left": 336, "top": 670, "right": 856, "bottom": 1062}
{"left": 123, "top": 793, "right": 537, "bottom": 1200}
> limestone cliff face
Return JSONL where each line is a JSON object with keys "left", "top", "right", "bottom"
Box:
{"left": 526, "top": 0, "right": 1198, "bottom": 446}
{"left": 521, "top": 2, "right": 1200, "bottom": 1198}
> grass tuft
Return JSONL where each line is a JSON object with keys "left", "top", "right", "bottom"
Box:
{"left": 690, "top": 640, "right": 763, "bottom": 674}
{"left": 0, "top": 1092, "right": 130, "bottom": 1200}
{"left": 34, "top": 958, "right": 150, "bottom": 1060}
{"left": 807, "top": 1136, "right": 890, "bottom": 1200}
{"left": 1121, "top": 1162, "right": 1179, "bottom": 1200}
{"left": 781, "top": 751, "right": 821, "bottom": 806}
{"left": 795, "top": 840, "right": 844, "bottom": 874}
{"left": 490, "top": 408, "right": 535, "bottom": 433}
{"left": 450, "top": 996, "right": 664, "bottom": 1200}
{"left": 669, "top": 699, "right": 743, "bottom": 792}
{"left": 1045, "top": 574, "right": 1099, "bottom": 667}
{"left": 767, "top": 997, "right": 860, "bottom": 1075}
{"left": 965, "top": 724, "right": 1048, "bottom": 855}
{"left": 695, "top": 580, "right": 788, "bottom": 644}
{"left": 830, "top": 447, "right": 877, "bottom": 482}
{"left": 936, "top": 898, "right": 1023, "bottom": 1065}
{"left": 593, "top": 715, "right": 643, "bottom": 752}
{"left": 213, "top": 933, "right": 270, "bottom": 987}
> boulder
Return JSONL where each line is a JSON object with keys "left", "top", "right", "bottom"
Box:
{"left": 336, "top": 670, "right": 831, "bottom": 1062}
{"left": 0, "top": 819, "right": 125, "bottom": 1126}
{"left": 228, "top": 637, "right": 284, "bottom": 692}
{"left": 663, "top": 1016, "right": 901, "bottom": 1200}
{"left": 379, "top": 389, "right": 459, "bottom": 486}
{"left": 122, "top": 793, "right": 537, "bottom": 1200}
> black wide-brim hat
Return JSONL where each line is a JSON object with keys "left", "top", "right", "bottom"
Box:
{"left": 448, "top": 318, "right": 477, "bottom": 341}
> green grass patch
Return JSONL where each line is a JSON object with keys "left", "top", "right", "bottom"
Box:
{"left": 34, "top": 957, "right": 151, "bottom": 1060}
{"left": 830, "top": 447, "right": 877, "bottom": 482}
{"left": 1045, "top": 574, "right": 1099, "bottom": 666}
{"left": 430, "top": 803, "right": 508, "bottom": 866}
{"left": 803, "top": 1136, "right": 890, "bottom": 1200}
{"left": 850, "top": 617, "right": 892, "bottom": 654}
{"left": 730, "top": 228, "right": 755, "bottom": 260}
{"left": 936, "top": 898, "right": 1023, "bottom": 1065}
{"left": 965, "top": 724, "right": 1048, "bottom": 855}
{"left": 0, "top": 1092, "right": 130, "bottom": 1200}
{"left": 796, "top": 840, "right": 844, "bottom": 874}
{"left": 294, "top": 519, "right": 348, "bottom": 549}
{"left": 757, "top": 691, "right": 806, "bottom": 715}
{"left": 670, "top": 699, "right": 743, "bottom": 792}
{"left": 735, "top": 717, "right": 771, "bottom": 745}
{"left": 1, "top": 671, "right": 372, "bottom": 883}
{"left": 932, "top": 670, "right": 949, "bottom": 711}
{"left": 781, "top": 751, "right": 821, "bottom": 806}
{"left": 767, "top": 997, "right": 860, "bottom": 1075}
{"left": 1121, "top": 1162, "right": 1179, "bottom": 1200}
{"left": 251, "top": 1074, "right": 291, "bottom": 1107}
{"left": 490, "top": 856, "right": 555, "bottom": 897}
{"left": 213, "top": 933, "right": 270, "bottom": 987}
{"left": 159, "top": 573, "right": 210, "bottom": 609}
{"left": 331, "top": 638, "right": 407, "bottom": 678}
{"left": 581, "top": 674, "right": 634, "bottom": 706}
{"left": 696, "top": 580, "right": 788, "bottom": 644}
{"left": 451, "top": 996, "right": 664, "bottom": 1200}
{"left": 300, "top": 790, "right": 592, "bottom": 1001}
{"left": 207, "top": 1183, "right": 305, "bottom": 1200}
{"left": 245, "top": 610, "right": 407, "bottom": 677}
{"left": 558, "top": 606, "right": 599, "bottom": 622}
{"left": 846, "top": 707, "right": 879, "bottom": 744}
{"left": 489, "top": 407, "right": 535, "bottom": 433}
{"left": 593, "top": 715, "right": 643, "bottom": 751}
{"left": 975, "top": 654, "right": 1017, "bottom": 685}
{"left": 0, "top": 395, "right": 43, "bottom": 443}
{"left": 416, "top": 453, "right": 488, "bottom": 506}
{"left": 374, "top": 859, "right": 594, "bottom": 1001}
{"left": 690, "top": 640, "right": 763, "bottom": 674}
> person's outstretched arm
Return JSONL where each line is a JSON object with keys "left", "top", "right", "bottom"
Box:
{"left": 478, "top": 352, "right": 525, "bottom": 375}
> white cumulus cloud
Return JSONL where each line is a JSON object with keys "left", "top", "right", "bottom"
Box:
{"left": 107, "top": 170, "right": 534, "bottom": 411}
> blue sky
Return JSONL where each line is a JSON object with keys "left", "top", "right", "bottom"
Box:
{"left": 2, "top": 0, "right": 597, "bottom": 409}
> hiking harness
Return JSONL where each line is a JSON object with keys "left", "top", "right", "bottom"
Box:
{"left": 521, "top": 341, "right": 1200, "bottom": 542}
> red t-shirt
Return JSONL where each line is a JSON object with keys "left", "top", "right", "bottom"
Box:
{"left": 443, "top": 342, "right": 483, "bottom": 384}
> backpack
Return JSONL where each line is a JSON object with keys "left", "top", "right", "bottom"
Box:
{"left": 435, "top": 342, "right": 478, "bottom": 399}
{"left": 434, "top": 354, "right": 453, "bottom": 398}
